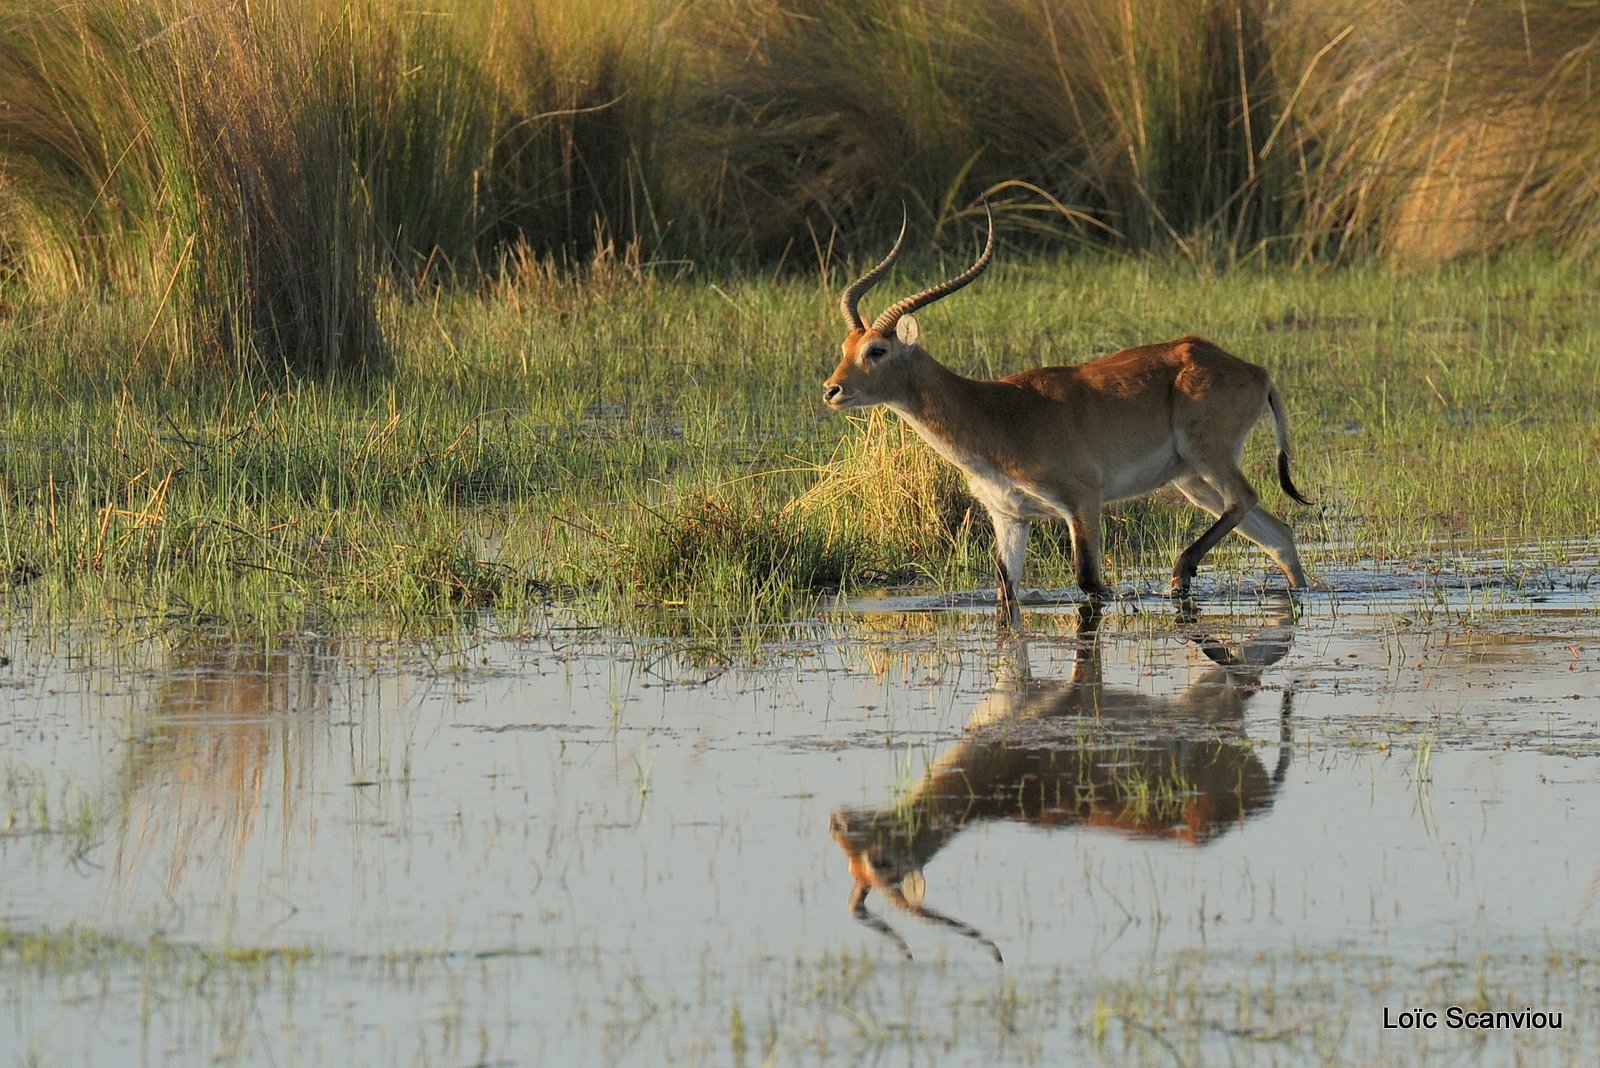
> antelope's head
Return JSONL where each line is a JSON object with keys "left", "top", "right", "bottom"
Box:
{"left": 829, "top": 807, "right": 935, "bottom": 895}
{"left": 822, "top": 203, "right": 995, "bottom": 411}
{"left": 829, "top": 808, "right": 1003, "bottom": 964}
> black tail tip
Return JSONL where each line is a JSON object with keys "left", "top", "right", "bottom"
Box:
{"left": 1278, "top": 451, "right": 1312, "bottom": 506}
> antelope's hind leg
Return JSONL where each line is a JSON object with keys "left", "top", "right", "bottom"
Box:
{"left": 1238, "top": 507, "right": 1307, "bottom": 588}
{"left": 1167, "top": 468, "right": 1258, "bottom": 593}
{"left": 1174, "top": 474, "right": 1307, "bottom": 589}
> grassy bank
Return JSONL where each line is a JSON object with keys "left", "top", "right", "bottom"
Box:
{"left": 4, "top": 256, "right": 1598, "bottom": 633}
{"left": 5, "top": 0, "right": 1600, "bottom": 379}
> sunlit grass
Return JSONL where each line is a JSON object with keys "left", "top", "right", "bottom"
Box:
{"left": 4, "top": 254, "right": 1599, "bottom": 634}
{"left": 5, "top": 0, "right": 1600, "bottom": 381}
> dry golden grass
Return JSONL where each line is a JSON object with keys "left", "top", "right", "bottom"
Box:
{"left": 6, "top": 0, "right": 1600, "bottom": 381}
{"left": 788, "top": 409, "right": 976, "bottom": 562}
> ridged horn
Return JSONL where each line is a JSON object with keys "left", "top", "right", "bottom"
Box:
{"left": 869, "top": 200, "right": 995, "bottom": 336}
{"left": 846, "top": 883, "right": 913, "bottom": 960}
{"left": 880, "top": 883, "right": 1004, "bottom": 964}
{"left": 840, "top": 209, "right": 909, "bottom": 331}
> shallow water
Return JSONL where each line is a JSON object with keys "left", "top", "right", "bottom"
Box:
{"left": 3, "top": 574, "right": 1600, "bottom": 1065}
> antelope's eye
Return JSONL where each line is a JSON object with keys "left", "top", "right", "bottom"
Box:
{"left": 864, "top": 346, "right": 886, "bottom": 362}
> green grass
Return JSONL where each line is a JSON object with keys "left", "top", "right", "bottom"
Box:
{"left": 0, "top": 923, "right": 310, "bottom": 974}
{"left": 4, "top": 254, "right": 1599, "bottom": 634}
{"left": 7, "top": 0, "right": 1600, "bottom": 380}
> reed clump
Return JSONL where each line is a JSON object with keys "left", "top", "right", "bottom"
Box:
{"left": 0, "top": 0, "right": 675, "bottom": 378}
{"left": 789, "top": 409, "right": 976, "bottom": 565}
{"left": 619, "top": 493, "right": 864, "bottom": 610}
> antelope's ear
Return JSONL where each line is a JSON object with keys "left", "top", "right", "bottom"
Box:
{"left": 901, "top": 870, "right": 926, "bottom": 907}
{"left": 895, "top": 314, "right": 920, "bottom": 346}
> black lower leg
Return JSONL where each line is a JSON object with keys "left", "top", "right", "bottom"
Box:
{"left": 1171, "top": 508, "right": 1247, "bottom": 591}
{"left": 995, "top": 554, "right": 1016, "bottom": 607}
{"left": 995, "top": 554, "right": 1021, "bottom": 629}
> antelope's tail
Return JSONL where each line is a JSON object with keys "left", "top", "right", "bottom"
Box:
{"left": 1267, "top": 384, "right": 1312, "bottom": 506}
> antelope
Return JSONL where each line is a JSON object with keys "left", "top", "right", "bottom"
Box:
{"left": 823, "top": 205, "right": 1310, "bottom": 616}
{"left": 831, "top": 599, "right": 1297, "bottom": 961}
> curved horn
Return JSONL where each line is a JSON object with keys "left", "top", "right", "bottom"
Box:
{"left": 847, "top": 883, "right": 914, "bottom": 960}
{"left": 881, "top": 884, "right": 1004, "bottom": 964}
{"left": 840, "top": 209, "right": 909, "bottom": 331}
{"left": 869, "top": 200, "right": 995, "bottom": 336}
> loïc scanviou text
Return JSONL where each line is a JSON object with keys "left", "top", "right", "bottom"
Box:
{"left": 1383, "top": 1006, "right": 1562, "bottom": 1030}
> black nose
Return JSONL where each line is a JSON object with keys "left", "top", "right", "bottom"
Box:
{"left": 823, "top": 384, "right": 842, "bottom": 403}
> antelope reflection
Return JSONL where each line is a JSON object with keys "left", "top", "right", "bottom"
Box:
{"left": 831, "top": 600, "right": 1296, "bottom": 961}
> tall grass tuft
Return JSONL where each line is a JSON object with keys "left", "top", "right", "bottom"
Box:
{"left": 175, "top": 3, "right": 386, "bottom": 377}
{"left": 351, "top": 0, "right": 678, "bottom": 278}
{"left": 790, "top": 409, "right": 975, "bottom": 570}
{"left": 0, "top": 1, "right": 388, "bottom": 376}
{"left": 620, "top": 493, "right": 861, "bottom": 610}
{"left": 0, "top": 0, "right": 677, "bottom": 378}
{"left": 977, "top": 0, "right": 1298, "bottom": 258}
{"left": 1287, "top": 1, "right": 1600, "bottom": 262}
{"left": 685, "top": 0, "right": 1308, "bottom": 262}
{"left": 682, "top": 0, "right": 992, "bottom": 260}
{"left": 482, "top": 1, "right": 678, "bottom": 267}
{"left": 0, "top": 3, "right": 194, "bottom": 308}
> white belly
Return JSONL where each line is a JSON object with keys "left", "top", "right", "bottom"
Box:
{"left": 1101, "top": 448, "right": 1184, "bottom": 502}
{"left": 896, "top": 408, "right": 1182, "bottom": 517}
{"left": 906, "top": 427, "right": 1048, "bottom": 519}
{"left": 966, "top": 468, "right": 1055, "bottom": 520}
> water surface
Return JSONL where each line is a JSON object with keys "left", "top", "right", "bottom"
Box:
{"left": 3, "top": 577, "right": 1598, "bottom": 1065}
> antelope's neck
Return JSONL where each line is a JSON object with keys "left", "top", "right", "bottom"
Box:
{"left": 887, "top": 361, "right": 1000, "bottom": 467}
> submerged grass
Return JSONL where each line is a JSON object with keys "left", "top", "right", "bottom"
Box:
{"left": 4, "top": 924, "right": 1593, "bottom": 1065}
{"left": 4, "top": 255, "right": 1600, "bottom": 634}
{"left": 0, "top": 923, "right": 310, "bottom": 974}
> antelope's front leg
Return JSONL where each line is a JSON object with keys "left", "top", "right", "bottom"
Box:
{"left": 1066, "top": 502, "right": 1109, "bottom": 600}
{"left": 991, "top": 514, "right": 1029, "bottom": 622}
